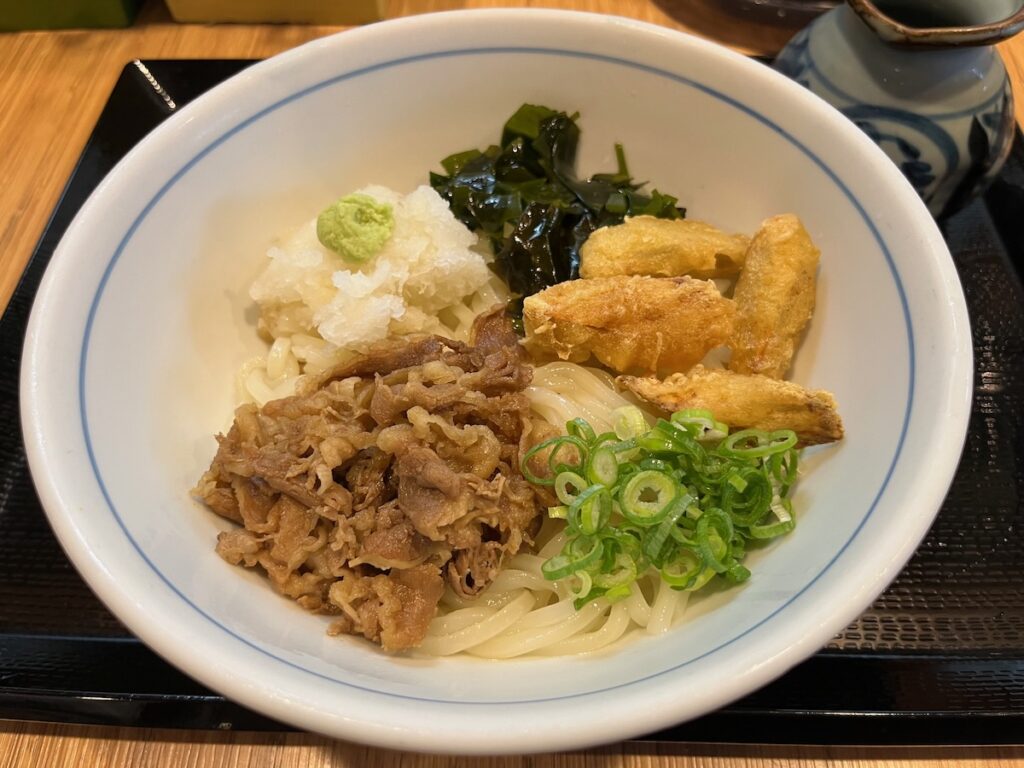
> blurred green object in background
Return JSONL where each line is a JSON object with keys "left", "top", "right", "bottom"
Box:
{"left": 0, "top": 0, "right": 141, "bottom": 30}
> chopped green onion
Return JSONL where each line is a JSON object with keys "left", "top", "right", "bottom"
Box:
{"left": 603, "top": 584, "right": 633, "bottom": 603}
{"left": 749, "top": 496, "right": 795, "bottom": 539}
{"left": 749, "top": 518, "right": 796, "bottom": 539}
{"left": 568, "top": 485, "right": 611, "bottom": 536}
{"left": 720, "top": 429, "right": 798, "bottom": 459}
{"left": 659, "top": 547, "right": 704, "bottom": 589}
{"left": 695, "top": 509, "right": 733, "bottom": 574}
{"left": 643, "top": 493, "right": 692, "bottom": 565}
{"left": 608, "top": 438, "right": 639, "bottom": 454}
{"left": 521, "top": 406, "right": 803, "bottom": 613}
{"left": 636, "top": 432, "right": 680, "bottom": 455}
{"left": 521, "top": 434, "right": 587, "bottom": 485}
{"left": 593, "top": 552, "right": 637, "bottom": 589}
{"left": 541, "top": 534, "right": 602, "bottom": 579}
{"left": 620, "top": 470, "right": 677, "bottom": 527}
{"left": 568, "top": 569, "right": 594, "bottom": 602}
{"left": 638, "top": 457, "right": 673, "bottom": 473}
{"left": 724, "top": 561, "right": 752, "bottom": 583}
{"left": 720, "top": 467, "right": 773, "bottom": 526}
{"left": 567, "top": 418, "right": 597, "bottom": 444}
{"left": 726, "top": 472, "right": 748, "bottom": 493}
{"left": 548, "top": 435, "right": 589, "bottom": 476}
{"left": 613, "top": 405, "right": 649, "bottom": 440}
{"left": 555, "top": 471, "right": 588, "bottom": 505}
{"left": 586, "top": 446, "right": 619, "bottom": 486}
{"left": 671, "top": 409, "right": 729, "bottom": 441}
{"left": 548, "top": 505, "right": 569, "bottom": 520}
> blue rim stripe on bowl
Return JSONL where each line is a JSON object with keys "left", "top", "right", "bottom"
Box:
{"left": 78, "top": 46, "right": 915, "bottom": 705}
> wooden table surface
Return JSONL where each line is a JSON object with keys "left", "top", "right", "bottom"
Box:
{"left": 2, "top": 1, "right": 1023, "bottom": 766}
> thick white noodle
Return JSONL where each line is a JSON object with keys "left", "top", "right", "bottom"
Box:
{"left": 526, "top": 362, "right": 658, "bottom": 435}
{"left": 624, "top": 583, "right": 653, "bottom": 627}
{"left": 673, "top": 590, "right": 692, "bottom": 623}
{"left": 487, "top": 568, "right": 557, "bottom": 595}
{"left": 537, "top": 531, "right": 569, "bottom": 560}
{"left": 536, "top": 601, "right": 632, "bottom": 655}
{"left": 514, "top": 597, "right": 580, "bottom": 630}
{"left": 646, "top": 578, "right": 684, "bottom": 636}
{"left": 265, "top": 337, "right": 299, "bottom": 381}
{"left": 464, "top": 599, "right": 609, "bottom": 659}
{"left": 415, "top": 361, "right": 694, "bottom": 658}
{"left": 440, "top": 586, "right": 522, "bottom": 611}
{"left": 417, "top": 591, "right": 537, "bottom": 657}
{"left": 430, "top": 606, "right": 497, "bottom": 635}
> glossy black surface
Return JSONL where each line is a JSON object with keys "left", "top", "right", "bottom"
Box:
{"left": 1, "top": 60, "right": 1023, "bottom": 742}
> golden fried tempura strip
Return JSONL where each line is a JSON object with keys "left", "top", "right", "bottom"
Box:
{"left": 579, "top": 216, "right": 750, "bottom": 280}
{"left": 728, "top": 214, "right": 819, "bottom": 379}
{"left": 523, "top": 275, "right": 735, "bottom": 375}
{"left": 619, "top": 365, "right": 843, "bottom": 446}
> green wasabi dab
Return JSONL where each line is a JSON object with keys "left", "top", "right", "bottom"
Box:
{"left": 316, "top": 192, "right": 394, "bottom": 262}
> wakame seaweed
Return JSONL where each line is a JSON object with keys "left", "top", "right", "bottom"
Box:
{"left": 430, "top": 104, "right": 686, "bottom": 310}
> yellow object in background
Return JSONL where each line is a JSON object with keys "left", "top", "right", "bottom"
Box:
{"left": 0, "top": 0, "right": 140, "bottom": 30}
{"left": 165, "top": 0, "right": 385, "bottom": 24}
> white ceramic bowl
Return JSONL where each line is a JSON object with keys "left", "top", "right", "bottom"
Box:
{"left": 21, "top": 9, "right": 972, "bottom": 754}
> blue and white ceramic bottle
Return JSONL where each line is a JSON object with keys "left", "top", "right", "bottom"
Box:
{"left": 776, "top": 0, "right": 1024, "bottom": 217}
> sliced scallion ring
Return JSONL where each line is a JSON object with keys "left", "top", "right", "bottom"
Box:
{"left": 612, "top": 405, "right": 648, "bottom": 440}
{"left": 586, "top": 446, "right": 619, "bottom": 486}
{"left": 521, "top": 434, "right": 587, "bottom": 485}
{"left": 570, "top": 486, "right": 611, "bottom": 536}
{"left": 547, "top": 504, "right": 569, "bottom": 520}
{"left": 554, "top": 471, "right": 588, "bottom": 506}
{"left": 620, "top": 470, "right": 678, "bottom": 527}
{"left": 695, "top": 509, "right": 733, "bottom": 573}
{"left": 660, "top": 547, "right": 704, "bottom": 589}
{"left": 541, "top": 535, "right": 602, "bottom": 579}
{"left": 593, "top": 552, "right": 637, "bottom": 589}
{"left": 670, "top": 408, "right": 729, "bottom": 441}
{"left": 566, "top": 418, "right": 596, "bottom": 444}
{"left": 643, "top": 493, "right": 692, "bottom": 565}
{"left": 719, "top": 429, "right": 797, "bottom": 459}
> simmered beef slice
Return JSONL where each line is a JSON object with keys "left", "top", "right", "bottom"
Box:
{"left": 345, "top": 448, "right": 393, "bottom": 513}
{"left": 470, "top": 305, "right": 527, "bottom": 361}
{"left": 396, "top": 446, "right": 472, "bottom": 540}
{"left": 194, "top": 328, "right": 542, "bottom": 652}
{"left": 327, "top": 565, "right": 445, "bottom": 651}
{"left": 312, "top": 336, "right": 472, "bottom": 388}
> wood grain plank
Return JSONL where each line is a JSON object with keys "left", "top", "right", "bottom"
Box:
{"left": 1, "top": 722, "right": 1023, "bottom": 768}
{"left": 999, "top": 36, "right": 1024, "bottom": 129}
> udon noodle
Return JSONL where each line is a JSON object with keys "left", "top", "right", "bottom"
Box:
{"left": 422, "top": 521, "right": 689, "bottom": 658}
{"left": 419, "top": 361, "right": 681, "bottom": 658}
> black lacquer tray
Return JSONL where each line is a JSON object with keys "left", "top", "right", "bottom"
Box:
{"left": 1, "top": 60, "right": 1022, "bottom": 744}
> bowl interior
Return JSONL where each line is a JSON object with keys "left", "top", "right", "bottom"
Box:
{"left": 26, "top": 10, "right": 967, "bottom": 752}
